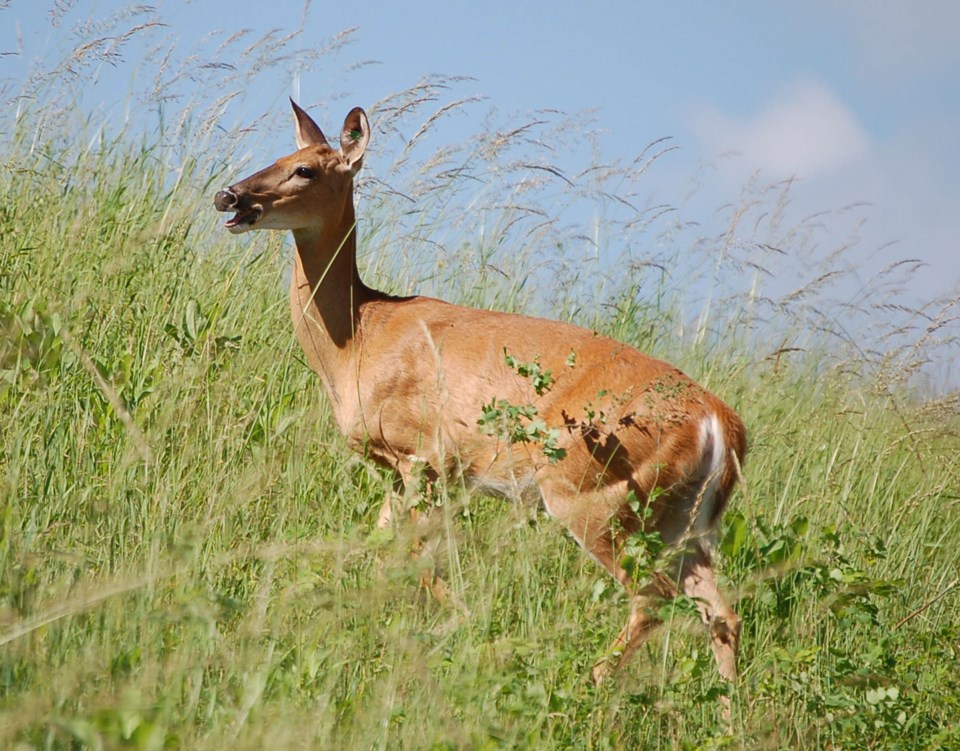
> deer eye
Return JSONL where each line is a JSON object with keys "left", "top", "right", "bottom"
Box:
{"left": 294, "top": 166, "right": 315, "bottom": 179}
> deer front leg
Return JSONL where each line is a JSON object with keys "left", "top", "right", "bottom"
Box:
{"left": 373, "top": 459, "right": 426, "bottom": 531}
{"left": 385, "top": 457, "right": 449, "bottom": 604}
{"left": 376, "top": 496, "right": 394, "bottom": 529}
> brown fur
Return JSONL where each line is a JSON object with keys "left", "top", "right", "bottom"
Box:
{"left": 215, "top": 100, "right": 747, "bottom": 689}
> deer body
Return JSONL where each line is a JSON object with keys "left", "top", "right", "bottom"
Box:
{"left": 216, "top": 101, "right": 746, "bottom": 688}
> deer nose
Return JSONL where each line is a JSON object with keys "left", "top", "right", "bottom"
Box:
{"left": 214, "top": 189, "right": 238, "bottom": 211}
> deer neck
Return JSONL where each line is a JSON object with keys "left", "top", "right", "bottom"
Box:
{"left": 289, "top": 203, "right": 373, "bottom": 419}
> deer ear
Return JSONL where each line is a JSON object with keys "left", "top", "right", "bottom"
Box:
{"left": 340, "top": 107, "right": 369, "bottom": 172}
{"left": 290, "top": 98, "right": 328, "bottom": 149}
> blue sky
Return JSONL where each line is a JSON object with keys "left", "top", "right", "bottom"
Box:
{"left": 3, "top": 1, "right": 958, "bottom": 370}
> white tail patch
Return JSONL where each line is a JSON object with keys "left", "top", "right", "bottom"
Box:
{"left": 695, "top": 413, "right": 727, "bottom": 537}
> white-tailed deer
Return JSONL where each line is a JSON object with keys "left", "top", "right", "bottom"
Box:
{"left": 215, "top": 100, "right": 747, "bottom": 687}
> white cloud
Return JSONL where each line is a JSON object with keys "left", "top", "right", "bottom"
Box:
{"left": 684, "top": 78, "right": 959, "bottom": 309}
{"left": 689, "top": 79, "right": 870, "bottom": 182}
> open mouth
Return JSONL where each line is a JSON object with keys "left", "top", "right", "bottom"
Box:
{"left": 223, "top": 207, "right": 262, "bottom": 233}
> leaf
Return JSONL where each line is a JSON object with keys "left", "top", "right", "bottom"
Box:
{"left": 184, "top": 298, "right": 200, "bottom": 342}
{"left": 590, "top": 578, "right": 609, "bottom": 602}
{"left": 722, "top": 512, "right": 749, "bottom": 558}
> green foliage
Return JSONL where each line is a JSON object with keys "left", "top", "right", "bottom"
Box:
{"left": 502, "top": 349, "right": 556, "bottom": 396}
{"left": 0, "top": 297, "right": 66, "bottom": 403}
{"left": 617, "top": 491, "right": 668, "bottom": 590}
{"left": 477, "top": 349, "right": 567, "bottom": 463}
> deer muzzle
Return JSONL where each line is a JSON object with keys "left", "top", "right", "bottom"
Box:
{"left": 214, "top": 188, "right": 262, "bottom": 233}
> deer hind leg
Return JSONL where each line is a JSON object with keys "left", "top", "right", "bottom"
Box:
{"left": 679, "top": 541, "right": 740, "bottom": 682}
{"left": 538, "top": 481, "right": 676, "bottom": 684}
{"left": 591, "top": 565, "right": 679, "bottom": 685}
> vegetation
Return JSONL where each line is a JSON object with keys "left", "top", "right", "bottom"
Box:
{"left": 2, "top": 7, "right": 959, "bottom": 749}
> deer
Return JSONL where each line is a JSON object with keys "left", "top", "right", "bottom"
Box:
{"left": 214, "top": 99, "right": 747, "bottom": 690}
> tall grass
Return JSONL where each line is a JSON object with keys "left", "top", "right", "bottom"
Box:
{"left": 2, "top": 5, "right": 959, "bottom": 749}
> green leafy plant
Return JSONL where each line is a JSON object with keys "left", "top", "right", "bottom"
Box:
{"left": 477, "top": 349, "right": 566, "bottom": 463}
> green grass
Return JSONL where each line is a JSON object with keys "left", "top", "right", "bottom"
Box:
{"left": 3, "top": 77, "right": 960, "bottom": 751}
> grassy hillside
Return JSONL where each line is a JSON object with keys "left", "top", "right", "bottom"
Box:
{"left": 3, "top": 56, "right": 960, "bottom": 751}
